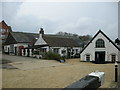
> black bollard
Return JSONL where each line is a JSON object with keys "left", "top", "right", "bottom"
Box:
{"left": 115, "top": 62, "right": 118, "bottom": 82}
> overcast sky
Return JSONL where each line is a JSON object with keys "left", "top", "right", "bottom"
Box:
{"left": 1, "top": 1, "right": 118, "bottom": 40}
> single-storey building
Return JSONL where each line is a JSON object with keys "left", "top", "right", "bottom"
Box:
{"left": 80, "top": 30, "right": 120, "bottom": 63}
{"left": 4, "top": 28, "right": 82, "bottom": 58}
{"left": 3, "top": 32, "right": 38, "bottom": 55}
{"left": 33, "top": 28, "right": 82, "bottom": 58}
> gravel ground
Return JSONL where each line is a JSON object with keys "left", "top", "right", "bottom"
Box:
{"left": 2, "top": 56, "right": 119, "bottom": 88}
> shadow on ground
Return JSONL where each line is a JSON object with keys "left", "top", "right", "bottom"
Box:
{"left": 0, "top": 59, "right": 18, "bottom": 69}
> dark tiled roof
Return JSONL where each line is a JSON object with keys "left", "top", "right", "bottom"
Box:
{"left": 11, "top": 32, "right": 39, "bottom": 43}
{"left": 8, "top": 32, "right": 80, "bottom": 47}
{"left": 43, "top": 36, "right": 80, "bottom": 47}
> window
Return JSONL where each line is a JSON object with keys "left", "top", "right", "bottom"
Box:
{"left": 111, "top": 55, "right": 116, "bottom": 62}
{"left": 4, "top": 46, "right": 7, "bottom": 51}
{"left": 43, "top": 48, "right": 47, "bottom": 53}
{"left": 1, "top": 29, "right": 6, "bottom": 33}
{"left": 1, "top": 34, "right": 6, "bottom": 39}
{"left": 40, "top": 48, "right": 47, "bottom": 53}
{"left": 86, "top": 54, "right": 90, "bottom": 61}
{"left": 53, "top": 48, "right": 59, "bottom": 53}
{"left": 96, "top": 39, "right": 105, "bottom": 48}
{"left": 61, "top": 50, "right": 66, "bottom": 54}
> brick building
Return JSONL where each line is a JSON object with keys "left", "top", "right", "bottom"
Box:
{"left": 0, "top": 20, "right": 12, "bottom": 51}
{"left": 0, "top": 20, "right": 12, "bottom": 43}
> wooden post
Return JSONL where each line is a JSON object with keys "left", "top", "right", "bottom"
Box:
{"left": 115, "top": 62, "right": 118, "bottom": 82}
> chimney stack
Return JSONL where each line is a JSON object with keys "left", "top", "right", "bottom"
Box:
{"left": 39, "top": 28, "right": 44, "bottom": 37}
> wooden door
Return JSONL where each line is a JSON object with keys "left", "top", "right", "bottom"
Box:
{"left": 95, "top": 51, "right": 105, "bottom": 64}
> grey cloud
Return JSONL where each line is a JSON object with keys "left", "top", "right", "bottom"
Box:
{"left": 56, "top": 17, "right": 117, "bottom": 40}
{"left": 1, "top": 2, "right": 118, "bottom": 41}
{"left": 2, "top": 2, "right": 22, "bottom": 24}
{"left": 10, "top": 15, "right": 59, "bottom": 34}
{"left": 0, "top": 3, "right": 2, "bottom": 21}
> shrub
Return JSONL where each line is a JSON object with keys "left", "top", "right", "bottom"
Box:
{"left": 44, "top": 51, "right": 62, "bottom": 60}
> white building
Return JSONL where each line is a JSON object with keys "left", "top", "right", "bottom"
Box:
{"left": 34, "top": 28, "right": 82, "bottom": 58}
{"left": 4, "top": 28, "right": 82, "bottom": 58}
{"left": 80, "top": 30, "right": 120, "bottom": 63}
{"left": 3, "top": 32, "right": 38, "bottom": 56}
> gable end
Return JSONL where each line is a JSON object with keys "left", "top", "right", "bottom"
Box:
{"left": 4, "top": 32, "right": 17, "bottom": 45}
{"left": 80, "top": 30, "right": 120, "bottom": 53}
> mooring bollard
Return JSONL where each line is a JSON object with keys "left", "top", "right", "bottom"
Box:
{"left": 115, "top": 62, "right": 118, "bottom": 82}
{"left": 63, "top": 71, "right": 105, "bottom": 89}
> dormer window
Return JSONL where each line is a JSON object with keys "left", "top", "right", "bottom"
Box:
{"left": 96, "top": 39, "right": 105, "bottom": 48}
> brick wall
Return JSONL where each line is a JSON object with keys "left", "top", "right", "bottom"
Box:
{"left": 0, "top": 20, "right": 12, "bottom": 43}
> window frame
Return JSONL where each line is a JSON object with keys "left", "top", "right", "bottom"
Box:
{"left": 95, "top": 39, "right": 105, "bottom": 48}
{"left": 40, "top": 48, "right": 47, "bottom": 53}
{"left": 111, "top": 54, "right": 116, "bottom": 62}
{"left": 1, "top": 29, "right": 6, "bottom": 33}
{"left": 86, "top": 54, "right": 90, "bottom": 61}
{"left": 53, "top": 48, "right": 59, "bottom": 54}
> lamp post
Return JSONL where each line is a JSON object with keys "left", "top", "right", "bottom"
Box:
{"left": 115, "top": 62, "right": 118, "bottom": 82}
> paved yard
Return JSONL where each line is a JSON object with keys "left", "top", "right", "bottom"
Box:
{"left": 2, "top": 54, "right": 120, "bottom": 88}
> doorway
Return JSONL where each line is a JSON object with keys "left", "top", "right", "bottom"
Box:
{"left": 95, "top": 51, "right": 105, "bottom": 64}
{"left": 19, "top": 46, "right": 24, "bottom": 56}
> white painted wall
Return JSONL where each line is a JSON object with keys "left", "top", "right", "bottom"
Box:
{"left": 35, "top": 34, "right": 47, "bottom": 45}
{"left": 81, "top": 32, "right": 120, "bottom": 62}
{"left": 37, "top": 46, "right": 81, "bottom": 57}
{"left": 22, "top": 49, "right": 33, "bottom": 57}
{"left": 14, "top": 43, "right": 28, "bottom": 48}
{"left": 4, "top": 43, "right": 29, "bottom": 55}
{"left": 24, "top": 49, "right": 28, "bottom": 56}
{"left": 4, "top": 45, "right": 10, "bottom": 52}
{"left": 49, "top": 47, "right": 81, "bottom": 56}
{"left": 34, "top": 33, "right": 82, "bottom": 57}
